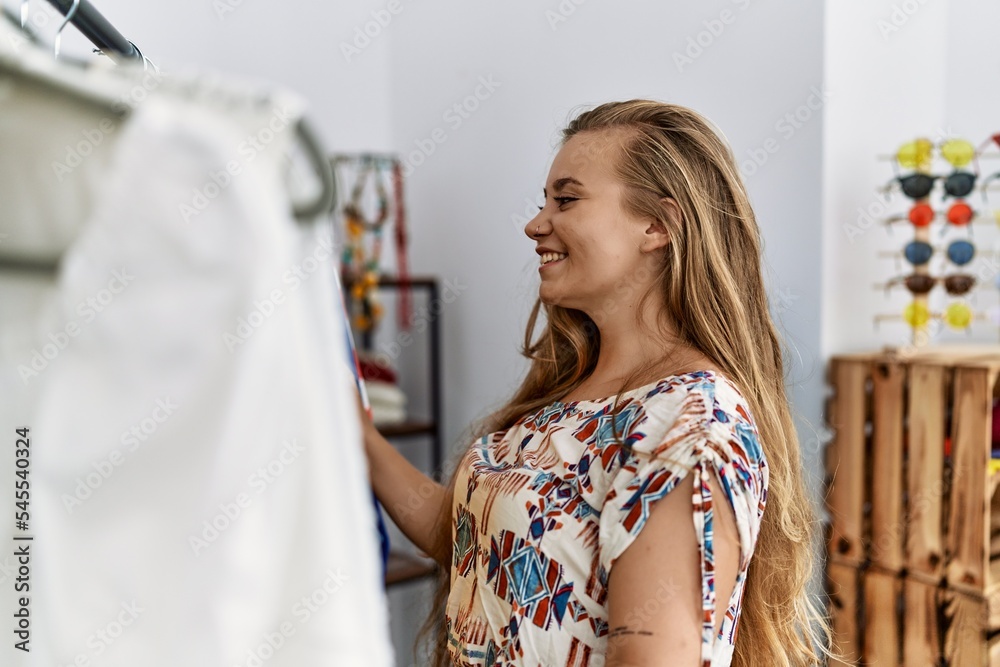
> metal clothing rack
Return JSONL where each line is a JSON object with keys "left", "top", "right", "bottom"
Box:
{"left": 44, "top": 0, "right": 143, "bottom": 64}
{"left": 0, "top": 0, "right": 335, "bottom": 273}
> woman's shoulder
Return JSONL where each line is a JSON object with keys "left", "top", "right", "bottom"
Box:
{"left": 627, "top": 369, "right": 747, "bottom": 424}
{"left": 511, "top": 369, "right": 761, "bottom": 457}
{"left": 632, "top": 372, "right": 769, "bottom": 540}
{"left": 631, "top": 370, "right": 766, "bottom": 470}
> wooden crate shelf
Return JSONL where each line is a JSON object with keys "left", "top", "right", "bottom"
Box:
{"left": 826, "top": 560, "right": 1000, "bottom": 666}
{"left": 824, "top": 345, "right": 1000, "bottom": 666}
{"left": 826, "top": 559, "right": 863, "bottom": 666}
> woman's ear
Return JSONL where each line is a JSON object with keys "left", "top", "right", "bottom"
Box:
{"left": 641, "top": 197, "right": 680, "bottom": 253}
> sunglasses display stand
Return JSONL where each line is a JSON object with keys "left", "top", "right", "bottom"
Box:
{"left": 873, "top": 136, "right": 1000, "bottom": 346}
{"left": 824, "top": 346, "right": 1000, "bottom": 666}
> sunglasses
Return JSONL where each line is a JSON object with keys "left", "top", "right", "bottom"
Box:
{"left": 885, "top": 272, "right": 977, "bottom": 296}
{"left": 903, "top": 239, "right": 975, "bottom": 266}
{"left": 894, "top": 138, "right": 976, "bottom": 168}
{"left": 886, "top": 171, "right": 978, "bottom": 200}
{"left": 902, "top": 299, "right": 974, "bottom": 331}
{"left": 887, "top": 202, "right": 977, "bottom": 228}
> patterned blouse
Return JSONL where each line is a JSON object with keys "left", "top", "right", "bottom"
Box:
{"left": 445, "top": 370, "right": 768, "bottom": 667}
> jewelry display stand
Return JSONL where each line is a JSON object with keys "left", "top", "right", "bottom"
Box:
{"left": 332, "top": 153, "right": 442, "bottom": 589}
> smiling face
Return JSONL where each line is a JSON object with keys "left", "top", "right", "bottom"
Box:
{"left": 525, "top": 129, "right": 671, "bottom": 318}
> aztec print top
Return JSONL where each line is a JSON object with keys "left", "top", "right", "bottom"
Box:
{"left": 445, "top": 370, "right": 768, "bottom": 667}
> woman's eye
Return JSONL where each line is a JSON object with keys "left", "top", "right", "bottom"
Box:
{"left": 537, "top": 197, "right": 577, "bottom": 210}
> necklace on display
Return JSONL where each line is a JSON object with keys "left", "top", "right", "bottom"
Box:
{"left": 337, "top": 154, "right": 414, "bottom": 337}
{"left": 342, "top": 157, "right": 389, "bottom": 333}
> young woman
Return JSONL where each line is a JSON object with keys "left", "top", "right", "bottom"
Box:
{"left": 359, "top": 100, "right": 831, "bottom": 666}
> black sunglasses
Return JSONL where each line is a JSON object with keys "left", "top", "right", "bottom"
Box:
{"left": 891, "top": 171, "right": 977, "bottom": 200}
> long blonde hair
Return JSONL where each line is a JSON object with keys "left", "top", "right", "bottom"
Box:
{"left": 414, "top": 99, "right": 833, "bottom": 666}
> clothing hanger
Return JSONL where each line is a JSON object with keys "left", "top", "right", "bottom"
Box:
{"left": 292, "top": 119, "right": 336, "bottom": 220}
{"left": 52, "top": 0, "right": 78, "bottom": 59}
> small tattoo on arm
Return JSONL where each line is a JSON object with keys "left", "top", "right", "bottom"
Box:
{"left": 608, "top": 625, "right": 654, "bottom": 638}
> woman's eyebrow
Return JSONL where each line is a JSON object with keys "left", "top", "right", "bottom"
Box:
{"left": 542, "top": 177, "right": 585, "bottom": 197}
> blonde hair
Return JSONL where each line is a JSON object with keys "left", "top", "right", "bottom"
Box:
{"left": 414, "top": 99, "right": 834, "bottom": 666}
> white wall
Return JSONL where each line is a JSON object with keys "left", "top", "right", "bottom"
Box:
{"left": 946, "top": 0, "right": 1000, "bottom": 136}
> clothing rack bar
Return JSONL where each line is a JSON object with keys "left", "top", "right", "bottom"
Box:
{"left": 0, "top": 255, "right": 60, "bottom": 274}
{"left": 44, "top": 0, "right": 141, "bottom": 64}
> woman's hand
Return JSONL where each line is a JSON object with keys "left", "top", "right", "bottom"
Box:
{"left": 353, "top": 384, "right": 451, "bottom": 566}
{"left": 354, "top": 389, "right": 377, "bottom": 454}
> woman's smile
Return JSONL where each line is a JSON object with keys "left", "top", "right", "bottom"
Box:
{"left": 539, "top": 252, "right": 567, "bottom": 271}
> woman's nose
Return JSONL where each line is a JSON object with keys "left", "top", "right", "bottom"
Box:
{"left": 525, "top": 211, "right": 546, "bottom": 240}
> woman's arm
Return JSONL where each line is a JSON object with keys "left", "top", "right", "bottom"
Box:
{"left": 356, "top": 392, "right": 452, "bottom": 566}
{"left": 604, "top": 470, "right": 741, "bottom": 666}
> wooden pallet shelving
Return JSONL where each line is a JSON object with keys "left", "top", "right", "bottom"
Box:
{"left": 825, "top": 345, "right": 1000, "bottom": 666}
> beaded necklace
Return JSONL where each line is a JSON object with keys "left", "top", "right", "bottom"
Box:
{"left": 392, "top": 159, "right": 412, "bottom": 329}
{"left": 340, "top": 155, "right": 412, "bottom": 333}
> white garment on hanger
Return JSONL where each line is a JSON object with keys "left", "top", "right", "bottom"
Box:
{"left": 0, "top": 22, "right": 393, "bottom": 667}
